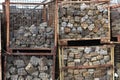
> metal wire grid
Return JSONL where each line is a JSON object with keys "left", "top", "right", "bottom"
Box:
{"left": 9, "top": 0, "right": 50, "bottom": 3}
{"left": 8, "top": 2, "right": 55, "bottom": 48}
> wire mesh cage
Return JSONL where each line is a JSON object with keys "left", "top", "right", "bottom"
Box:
{"left": 5, "top": 0, "right": 56, "bottom": 50}
{"left": 9, "top": 0, "right": 53, "bottom": 3}
{"left": 4, "top": 55, "right": 55, "bottom": 80}
{"left": 58, "top": 1, "right": 110, "bottom": 41}
{"left": 60, "top": 45, "right": 114, "bottom": 67}
{"left": 111, "top": 7, "right": 120, "bottom": 37}
{"left": 61, "top": 67, "right": 114, "bottom": 80}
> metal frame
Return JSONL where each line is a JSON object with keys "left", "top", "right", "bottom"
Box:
{"left": 4, "top": 53, "right": 56, "bottom": 80}
{"left": 4, "top": 0, "right": 57, "bottom": 54}
{"left": 57, "top": 0, "right": 111, "bottom": 45}
{"left": 59, "top": 45, "right": 115, "bottom": 80}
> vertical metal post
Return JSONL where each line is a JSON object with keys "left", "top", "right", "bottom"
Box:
{"left": 5, "top": 0, "right": 10, "bottom": 52}
{"left": 0, "top": 11, "right": 2, "bottom": 80}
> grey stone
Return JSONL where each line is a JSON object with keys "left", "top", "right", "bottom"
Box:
{"left": 40, "top": 22, "right": 47, "bottom": 27}
{"left": 71, "top": 28, "right": 76, "bottom": 33}
{"left": 30, "top": 56, "right": 40, "bottom": 66}
{"left": 14, "top": 60, "right": 25, "bottom": 68}
{"left": 88, "top": 24, "right": 95, "bottom": 31}
{"left": 74, "top": 16, "right": 80, "bottom": 22}
{"left": 84, "top": 47, "right": 92, "bottom": 54}
{"left": 88, "top": 10, "right": 94, "bottom": 16}
{"left": 25, "top": 76, "right": 33, "bottom": 80}
{"left": 38, "top": 66, "right": 48, "bottom": 71}
{"left": 33, "top": 78, "right": 41, "bottom": 80}
{"left": 6, "top": 72, "right": 11, "bottom": 79}
{"left": 39, "top": 72, "right": 49, "bottom": 78}
{"left": 18, "top": 76, "right": 24, "bottom": 80}
{"left": 93, "top": 61, "right": 100, "bottom": 65}
{"left": 80, "top": 3, "right": 88, "bottom": 11}
{"left": 9, "top": 67, "right": 16, "bottom": 74}
{"left": 67, "top": 23, "right": 73, "bottom": 28}
{"left": 47, "top": 59, "right": 53, "bottom": 66}
{"left": 29, "top": 24, "right": 38, "bottom": 34}
{"left": 11, "top": 75, "right": 18, "bottom": 80}
{"left": 104, "top": 55, "right": 110, "bottom": 62}
{"left": 99, "top": 49, "right": 108, "bottom": 55}
{"left": 18, "top": 68, "right": 27, "bottom": 75}
{"left": 100, "top": 60, "right": 105, "bottom": 64}
{"left": 32, "top": 71, "right": 39, "bottom": 77}
{"left": 61, "top": 22, "right": 67, "bottom": 27}
{"left": 46, "top": 27, "right": 52, "bottom": 33}
{"left": 77, "top": 27, "right": 83, "bottom": 33}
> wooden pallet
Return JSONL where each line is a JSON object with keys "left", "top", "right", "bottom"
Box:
{"left": 59, "top": 45, "right": 114, "bottom": 80}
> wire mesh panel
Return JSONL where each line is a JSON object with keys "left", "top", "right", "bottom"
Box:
{"left": 111, "top": 7, "right": 120, "bottom": 37}
{"left": 9, "top": 0, "right": 52, "bottom": 3}
{"left": 5, "top": 55, "right": 55, "bottom": 80}
{"left": 61, "top": 45, "right": 114, "bottom": 67}
{"left": 58, "top": 1, "right": 110, "bottom": 41}
{"left": 61, "top": 67, "right": 113, "bottom": 80}
{"left": 7, "top": 1, "right": 55, "bottom": 49}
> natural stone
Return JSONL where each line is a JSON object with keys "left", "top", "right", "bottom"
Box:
{"left": 14, "top": 60, "right": 25, "bottom": 68}
{"left": 9, "top": 67, "right": 16, "bottom": 74}
{"left": 30, "top": 56, "right": 40, "bottom": 66}
{"left": 25, "top": 63, "right": 36, "bottom": 74}
{"left": 11, "top": 75, "right": 18, "bottom": 80}
{"left": 18, "top": 68, "right": 27, "bottom": 75}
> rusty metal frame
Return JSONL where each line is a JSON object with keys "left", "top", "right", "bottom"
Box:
{"left": 4, "top": 54, "right": 56, "bottom": 80}
{"left": 57, "top": 0, "right": 111, "bottom": 45}
{"left": 4, "top": 0, "right": 57, "bottom": 54}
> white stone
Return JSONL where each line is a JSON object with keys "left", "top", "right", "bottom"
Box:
{"left": 67, "top": 23, "right": 73, "bottom": 28}
{"left": 80, "top": 3, "right": 88, "bottom": 11}
{"left": 84, "top": 47, "right": 92, "bottom": 54}
{"left": 88, "top": 24, "right": 95, "bottom": 31}
{"left": 74, "top": 59, "right": 80, "bottom": 62}
{"left": 61, "top": 22, "right": 67, "bottom": 27}
{"left": 94, "top": 78, "right": 100, "bottom": 80}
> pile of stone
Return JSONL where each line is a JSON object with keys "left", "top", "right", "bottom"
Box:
{"left": 64, "top": 68, "right": 113, "bottom": 80}
{"left": 6, "top": 56, "right": 53, "bottom": 80}
{"left": 63, "top": 46, "right": 112, "bottom": 66}
{"left": 111, "top": 8, "right": 120, "bottom": 37}
{"left": 10, "top": 22, "right": 54, "bottom": 48}
{"left": 59, "top": 3, "right": 109, "bottom": 39}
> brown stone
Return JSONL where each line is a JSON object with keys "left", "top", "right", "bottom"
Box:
{"left": 67, "top": 62, "right": 75, "bottom": 66}
{"left": 64, "top": 27, "right": 71, "bottom": 34}
{"left": 68, "top": 69, "right": 73, "bottom": 74}
{"left": 74, "top": 70, "right": 79, "bottom": 75}
{"left": 81, "top": 23, "right": 88, "bottom": 29}
{"left": 83, "top": 72, "right": 90, "bottom": 77}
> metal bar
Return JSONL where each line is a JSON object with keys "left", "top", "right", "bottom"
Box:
{"left": 61, "top": 64, "right": 113, "bottom": 70}
{"left": 58, "top": 0, "right": 109, "bottom": 4}
{"left": 0, "top": 12, "right": 2, "bottom": 80}
{"left": 11, "top": 53, "right": 54, "bottom": 56}
{"left": 6, "top": 0, "right": 10, "bottom": 52}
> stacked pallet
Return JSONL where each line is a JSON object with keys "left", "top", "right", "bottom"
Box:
{"left": 57, "top": 0, "right": 115, "bottom": 80}
{"left": 4, "top": 0, "right": 56, "bottom": 80}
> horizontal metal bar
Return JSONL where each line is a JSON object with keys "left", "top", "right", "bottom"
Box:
{"left": 61, "top": 64, "right": 113, "bottom": 70}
